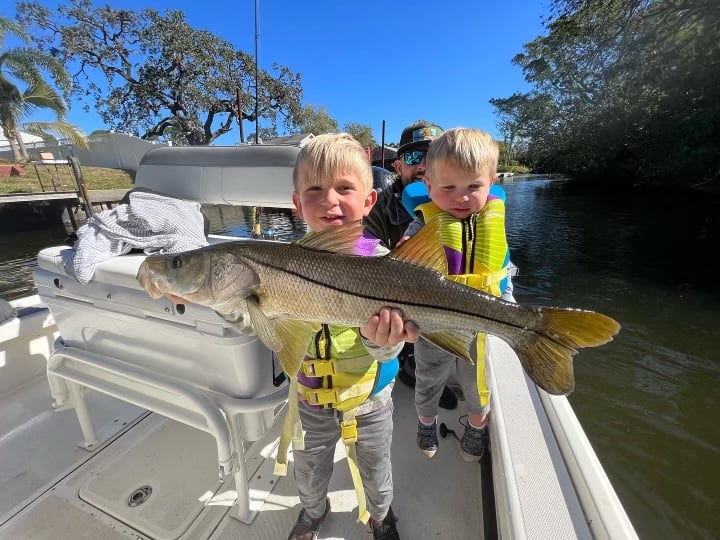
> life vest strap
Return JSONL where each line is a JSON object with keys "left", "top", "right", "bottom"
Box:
{"left": 299, "top": 379, "right": 375, "bottom": 407}
{"left": 476, "top": 334, "right": 490, "bottom": 408}
{"left": 274, "top": 377, "right": 304, "bottom": 477}
{"left": 301, "top": 356, "right": 374, "bottom": 377}
{"left": 449, "top": 268, "right": 508, "bottom": 290}
{"left": 342, "top": 411, "right": 370, "bottom": 523}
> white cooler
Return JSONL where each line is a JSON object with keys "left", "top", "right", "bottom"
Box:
{"left": 33, "top": 239, "right": 289, "bottom": 524}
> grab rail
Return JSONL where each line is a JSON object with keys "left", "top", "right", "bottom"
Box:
{"left": 47, "top": 340, "right": 290, "bottom": 524}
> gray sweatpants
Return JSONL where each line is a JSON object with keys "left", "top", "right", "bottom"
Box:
{"left": 414, "top": 336, "right": 491, "bottom": 418}
{"left": 293, "top": 400, "right": 394, "bottom": 520}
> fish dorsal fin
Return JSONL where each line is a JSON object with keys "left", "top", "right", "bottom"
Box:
{"left": 389, "top": 217, "right": 448, "bottom": 274}
{"left": 295, "top": 220, "right": 363, "bottom": 255}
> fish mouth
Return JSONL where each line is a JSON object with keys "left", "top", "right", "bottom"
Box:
{"left": 136, "top": 263, "right": 169, "bottom": 299}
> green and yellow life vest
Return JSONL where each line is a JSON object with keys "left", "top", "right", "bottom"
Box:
{"left": 416, "top": 197, "right": 509, "bottom": 296}
{"left": 296, "top": 324, "right": 395, "bottom": 412}
{"left": 416, "top": 198, "right": 510, "bottom": 407}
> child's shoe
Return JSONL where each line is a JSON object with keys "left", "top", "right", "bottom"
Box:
{"left": 369, "top": 506, "right": 400, "bottom": 539}
{"left": 416, "top": 419, "right": 438, "bottom": 458}
{"left": 287, "top": 497, "right": 330, "bottom": 540}
{"left": 459, "top": 419, "right": 488, "bottom": 462}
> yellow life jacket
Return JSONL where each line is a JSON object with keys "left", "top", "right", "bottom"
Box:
{"left": 296, "top": 324, "right": 390, "bottom": 412}
{"left": 416, "top": 198, "right": 509, "bottom": 296}
{"left": 416, "top": 198, "right": 510, "bottom": 407}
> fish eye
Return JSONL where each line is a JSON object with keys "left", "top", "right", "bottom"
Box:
{"left": 172, "top": 256, "right": 182, "bottom": 269}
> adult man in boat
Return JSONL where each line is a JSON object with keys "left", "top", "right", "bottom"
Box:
{"left": 363, "top": 120, "right": 458, "bottom": 410}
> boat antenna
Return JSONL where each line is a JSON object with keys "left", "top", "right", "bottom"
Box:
{"left": 254, "top": 0, "right": 260, "bottom": 143}
{"left": 381, "top": 120, "right": 386, "bottom": 169}
{"left": 236, "top": 88, "right": 245, "bottom": 143}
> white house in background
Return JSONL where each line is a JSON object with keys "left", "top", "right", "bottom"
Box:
{"left": 0, "top": 130, "right": 45, "bottom": 149}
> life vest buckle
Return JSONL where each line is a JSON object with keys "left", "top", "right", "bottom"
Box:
{"left": 302, "top": 359, "right": 337, "bottom": 377}
{"left": 449, "top": 274, "right": 470, "bottom": 286}
{"left": 305, "top": 388, "right": 338, "bottom": 406}
{"left": 450, "top": 269, "right": 508, "bottom": 292}
{"left": 341, "top": 419, "right": 358, "bottom": 443}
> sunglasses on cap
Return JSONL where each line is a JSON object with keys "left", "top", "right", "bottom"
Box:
{"left": 402, "top": 149, "right": 427, "bottom": 166}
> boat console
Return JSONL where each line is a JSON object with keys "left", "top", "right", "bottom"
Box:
{"left": 32, "top": 144, "right": 302, "bottom": 524}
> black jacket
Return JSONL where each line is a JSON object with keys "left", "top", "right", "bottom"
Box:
{"left": 363, "top": 177, "right": 413, "bottom": 249}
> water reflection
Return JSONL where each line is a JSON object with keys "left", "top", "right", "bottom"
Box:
{"left": 0, "top": 228, "right": 69, "bottom": 300}
{"left": 203, "top": 205, "right": 307, "bottom": 240}
{"left": 504, "top": 178, "right": 720, "bottom": 540}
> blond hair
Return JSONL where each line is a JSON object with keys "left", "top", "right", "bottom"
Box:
{"left": 426, "top": 128, "right": 499, "bottom": 181}
{"left": 293, "top": 133, "right": 373, "bottom": 191}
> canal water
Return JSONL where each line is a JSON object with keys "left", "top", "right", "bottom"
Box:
{"left": 1, "top": 177, "right": 718, "bottom": 539}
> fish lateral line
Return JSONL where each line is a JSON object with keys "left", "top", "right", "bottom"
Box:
{"left": 238, "top": 254, "right": 535, "bottom": 334}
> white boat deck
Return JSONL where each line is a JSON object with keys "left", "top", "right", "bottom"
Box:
{"left": 0, "top": 373, "right": 482, "bottom": 539}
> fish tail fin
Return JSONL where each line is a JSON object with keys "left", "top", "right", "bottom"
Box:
{"left": 541, "top": 308, "right": 621, "bottom": 349}
{"left": 516, "top": 308, "right": 620, "bottom": 395}
{"left": 515, "top": 337, "right": 577, "bottom": 395}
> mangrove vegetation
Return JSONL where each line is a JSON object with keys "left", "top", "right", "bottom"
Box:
{"left": 490, "top": 0, "right": 719, "bottom": 189}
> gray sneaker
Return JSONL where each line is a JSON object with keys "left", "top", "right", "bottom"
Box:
{"left": 459, "top": 419, "right": 488, "bottom": 462}
{"left": 417, "top": 419, "right": 438, "bottom": 458}
{"left": 287, "top": 498, "right": 330, "bottom": 540}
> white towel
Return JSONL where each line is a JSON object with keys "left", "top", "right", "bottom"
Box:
{"left": 63, "top": 191, "right": 208, "bottom": 284}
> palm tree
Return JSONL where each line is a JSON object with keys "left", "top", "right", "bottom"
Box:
{"left": 0, "top": 15, "right": 87, "bottom": 162}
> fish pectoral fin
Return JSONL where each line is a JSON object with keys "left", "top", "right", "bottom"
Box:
{"left": 246, "top": 296, "right": 283, "bottom": 351}
{"left": 295, "top": 220, "right": 363, "bottom": 255}
{"left": 274, "top": 318, "right": 321, "bottom": 377}
{"left": 246, "top": 297, "right": 319, "bottom": 376}
{"left": 389, "top": 218, "right": 448, "bottom": 275}
{"left": 422, "top": 330, "right": 476, "bottom": 363}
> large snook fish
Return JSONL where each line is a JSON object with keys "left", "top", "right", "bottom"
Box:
{"left": 136, "top": 220, "right": 620, "bottom": 395}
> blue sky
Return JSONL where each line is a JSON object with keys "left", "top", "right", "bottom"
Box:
{"left": 3, "top": 0, "right": 550, "bottom": 145}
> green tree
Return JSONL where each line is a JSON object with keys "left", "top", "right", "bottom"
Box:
{"left": 343, "top": 122, "right": 376, "bottom": 148}
{"left": 0, "top": 15, "right": 86, "bottom": 162}
{"left": 291, "top": 104, "right": 339, "bottom": 135}
{"left": 17, "top": 0, "right": 304, "bottom": 146}
{"left": 490, "top": 0, "right": 720, "bottom": 185}
{"left": 247, "top": 127, "right": 279, "bottom": 144}
{"left": 490, "top": 92, "right": 530, "bottom": 167}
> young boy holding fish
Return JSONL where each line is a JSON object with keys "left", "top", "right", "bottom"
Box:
{"left": 284, "top": 133, "right": 415, "bottom": 540}
{"left": 401, "top": 127, "right": 515, "bottom": 462}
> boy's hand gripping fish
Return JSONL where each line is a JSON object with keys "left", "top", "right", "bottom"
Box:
{"left": 136, "top": 220, "right": 620, "bottom": 395}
